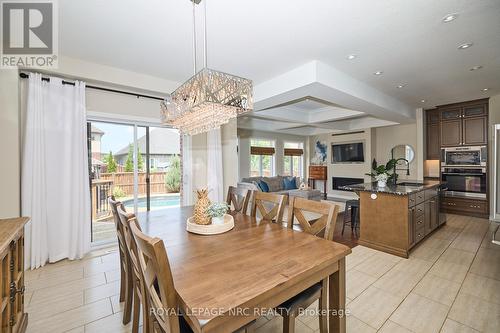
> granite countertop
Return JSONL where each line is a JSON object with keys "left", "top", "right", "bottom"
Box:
{"left": 340, "top": 180, "right": 441, "bottom": 195}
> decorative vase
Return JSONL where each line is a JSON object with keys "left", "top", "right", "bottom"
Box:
{"left": 211, "top": 216, "right": 225, "bottom": 225}
{"left": 194, "top": 188, "right": 211, "bottom": 225}
{"left": 378, "top": 180, "right": 387, "bottom": 188}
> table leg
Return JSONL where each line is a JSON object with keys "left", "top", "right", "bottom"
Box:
{"left": 329, "top": 258, "right": 346, "bottom": 333}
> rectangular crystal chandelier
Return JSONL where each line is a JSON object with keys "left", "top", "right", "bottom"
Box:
{"left": 161, "top": 68, "right": 253, "bottom": 135}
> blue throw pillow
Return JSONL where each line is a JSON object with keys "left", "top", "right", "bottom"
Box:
{"left": 283, "top": 177, "right": 298, "bottom": 190}
{"left": 259, "top": 180, "right": 270, "bottom": 192}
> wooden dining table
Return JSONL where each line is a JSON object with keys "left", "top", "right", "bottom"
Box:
{"left": 138, "top": 206, "right": 351, "bottom": 333}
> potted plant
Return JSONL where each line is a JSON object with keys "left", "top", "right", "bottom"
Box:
{"left": 366, "top": 159, "right": 397, "bottom": 187}
{"left": 206, "top": 202, "right": 230, "bottom": 225}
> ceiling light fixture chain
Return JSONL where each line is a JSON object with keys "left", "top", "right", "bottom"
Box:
{"left": 192, "top": 0, "right": 197, "bottom": 74}
{"left": 160, "top": 0, "right": 253, "bottom": 136}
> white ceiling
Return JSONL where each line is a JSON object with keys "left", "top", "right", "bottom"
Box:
{"left": 59, "top": 0, "right": 500, "bottom": 133}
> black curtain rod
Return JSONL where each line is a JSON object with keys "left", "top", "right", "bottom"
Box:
{"left": 19, "top": 72, "right": 165, "bottom": 101}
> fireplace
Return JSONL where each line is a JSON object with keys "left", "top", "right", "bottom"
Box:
{"left": 332, "top": 177, "right": 364, "bottom": 190}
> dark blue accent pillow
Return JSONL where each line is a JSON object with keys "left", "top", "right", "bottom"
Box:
{"left": 259, "top": 180, "right": 270, "bottom": 192}
{"left": 283, "top": 177, "right": 298, "bottom": 190}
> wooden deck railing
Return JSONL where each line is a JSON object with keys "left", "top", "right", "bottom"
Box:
{"left": 100, "top": 171, "right": 168, "bottom": 196}
{"left": 91, "top": 179, "right": 114, "bottom": 221}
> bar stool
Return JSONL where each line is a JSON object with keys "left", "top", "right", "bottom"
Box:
{"left": 342, "top": 199, "right": 360, "bottom": 237}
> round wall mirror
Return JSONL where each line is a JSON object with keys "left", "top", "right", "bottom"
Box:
{"left": 391, "top": 144, "right": 415, "bottom": 164}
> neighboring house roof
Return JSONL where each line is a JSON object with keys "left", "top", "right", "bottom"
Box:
{"left": 115, "top": 128, "right": 180, "bottom": 156}
{"left": 91, "top": 125, "right": 104, "bottom": 135}
{"left": 92, "top": 158, "right": 106, "bottom": 166}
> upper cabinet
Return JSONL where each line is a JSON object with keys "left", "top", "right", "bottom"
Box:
{"left": 438, "top": 99, "right": 488, "bottom": 147}
{"left": 441, "top": 119, "right": 462, "bottom": 146}
{"left": 426, "top": 109, "right": 441, "bottom": 159}
{"left": 440, "top": 107, "right": 462, "bottom": 121}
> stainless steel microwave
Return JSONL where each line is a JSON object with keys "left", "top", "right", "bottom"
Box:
{"left": 441, "top": 146, "right": 487, "bottom": 167}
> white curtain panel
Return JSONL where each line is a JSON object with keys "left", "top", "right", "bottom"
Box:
{"left": 22, "top": 73, "right": 91, "bottom": 269}
{"left": 207, "top": 128, "right": 224, "bottom": 202}
{"left": 182, "top": 134, "right": 193, "bottom": 206}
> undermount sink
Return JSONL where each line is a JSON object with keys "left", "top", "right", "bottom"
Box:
{"left": 397, "top": 182, "right": 424, "bottom": 187}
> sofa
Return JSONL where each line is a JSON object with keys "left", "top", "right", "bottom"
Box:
{"left": 237, "top": 176, "right": 322, "bottom": 200}
{"left": 237, "top": 175, "right": 301, "bottom": 195}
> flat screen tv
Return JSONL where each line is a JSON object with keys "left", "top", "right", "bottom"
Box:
{"left": 332, "top": 142, "right": 364, "bottom": 163}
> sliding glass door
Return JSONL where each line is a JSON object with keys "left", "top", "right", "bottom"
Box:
{"left": 87, "top": 120, "right": 180, "bottom": 244}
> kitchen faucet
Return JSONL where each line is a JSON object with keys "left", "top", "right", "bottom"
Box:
{"left": 393, "top": 158, "right": 410, "bottom": 184}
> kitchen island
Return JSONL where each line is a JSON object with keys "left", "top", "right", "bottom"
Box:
{"left": 341, "top": 180, "right": 443, "bottom": 258}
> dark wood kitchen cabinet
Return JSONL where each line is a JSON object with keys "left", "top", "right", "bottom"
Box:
{"left": 438, "top": 99, "right": 488, "bottom": 147}
{"left": 441, "top": 119, "right": 462, "bottom": 146}
{"left": 463, "top": 117, "right": 487, "bottom": 145}
{"left": 426, "top": 109, "right": 440, "bottom": 159}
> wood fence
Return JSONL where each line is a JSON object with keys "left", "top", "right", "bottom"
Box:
{"left": 100, "top": 171, "right": 171, "bottom": 196}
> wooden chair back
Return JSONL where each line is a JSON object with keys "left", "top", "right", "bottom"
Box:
{"left": 287, "top": 197, "right": 339, "bottom": 241}
{"left": 108, "top": 196, "right": 129, "bottom": 268}
{"left": 226, "top": 186, "right": 250, "bottom": 214}
{"left": 130, "top": 219, "right": 181, "bottom": 333}
{"left": 116, "top": 207, "right": 142, "bottom": 287}
{"left": 250, "top": 191, "right": 287, "bottom": 223}
{"left": 116, "top": 207, "right": 151, "bottom": 333}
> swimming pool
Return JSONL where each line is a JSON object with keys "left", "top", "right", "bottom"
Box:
{"left": 123, "top": 195, "right": 180, "bottom": 210}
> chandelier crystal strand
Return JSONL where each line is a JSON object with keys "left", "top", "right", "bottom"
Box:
{"left": 160, "top": 0, "right": 253, "bottom": 136}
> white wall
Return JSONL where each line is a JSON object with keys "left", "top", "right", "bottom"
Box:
{"left": 40, "top": 55, "right": 179, "bottom": 96}
{"left": 375, "top": 123, "right": 423, "bottom": 181}
{"left": 237, "top": 129, "right": 308, "bottom": 180}
{"left": 309, "top": 129, "right": 374, "bottom": 198}
{"left": 0, "top": 69, "right": 21, "bottom": 218}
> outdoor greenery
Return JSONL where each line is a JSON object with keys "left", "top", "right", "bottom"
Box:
{"left": 112, "top": 186, "right": 126, "bottom": 198}
{"left": 250, "top": 155, "right": 272, "bottom": 177}
{"left": 104, "top": 151, "right": 117, "bottom": 173}
{"left": 283, "top": 155, "right": 301, "bottom": 177}
{"left": 165, "top": 155, "right": 181, "bottom": 192}
{"left": 124, "top": 144, "right": 144, "bottom": 172}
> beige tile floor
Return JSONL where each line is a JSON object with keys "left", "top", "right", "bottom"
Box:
{"left": 25, "top": 214, "right": 500, "bottom": 333}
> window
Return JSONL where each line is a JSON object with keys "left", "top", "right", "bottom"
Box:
{"left": 284, "top": 142, "right": 303, "bottom": 178}
{"left": 250, "top": 139, "right": 275, "bottom": 177}
{"left": 87, "top": 121, "right": 181, "bottom": 244}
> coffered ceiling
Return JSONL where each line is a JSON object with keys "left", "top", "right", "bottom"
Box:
{"left": 59, "top": 0, "right": 500, "bottom": 134}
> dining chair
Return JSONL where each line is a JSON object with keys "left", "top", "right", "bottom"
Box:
{"left": 280, "top": 196, "right": 340, "bottom": 333}
{"left": 250, "top": 191, "right": 287, "bottom": 223}
{"left": 129, "top": 218, "right": 191, "bottom": 333}
{"left": 130, "top": 219, "right": 257, "bottom": 333}
{"left": 117, "top": 206, "right": 151, "bottom": 333}
{"left": 226, "top": 186, "right": 251, "bottom": 214}
{"left": 108, "top": 196, "right": 133, "bottom": 325}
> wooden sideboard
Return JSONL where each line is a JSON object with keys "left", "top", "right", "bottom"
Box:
{"left": 0, "top": 217, "right": 29, "bottom": 333}
{"left": 308, "top": 165, "right": 327, "bottom": 199}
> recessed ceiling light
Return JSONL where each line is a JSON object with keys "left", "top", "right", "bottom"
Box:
{"left": 374, "top": 71, "right": 383, "bottom": 75}
{"left": 442, "top": 13, "right": 458, "bottom": 23}
{"left": 347, "top": 54, "right": 357, "bottom": 60}
{"left": 421, "top": 99, "right": 426, "bottom": 103}
{"left": 396, "top": 84, "right": 407, "bottom": 89}
{"left": 482, "top": 88, "right": 489, "bottom": 92}
{"left": 470, "top": 65, "right": 483, "bottom": 71}
{"left": 458, "top": 42, "right": 473, "bottom": 50}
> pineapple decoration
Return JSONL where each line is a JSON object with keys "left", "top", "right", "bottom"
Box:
{"left": 194, "top": 188, "right": 212, "bottom": 225}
